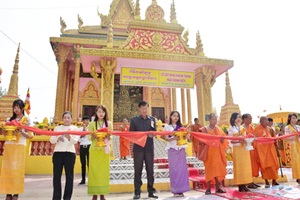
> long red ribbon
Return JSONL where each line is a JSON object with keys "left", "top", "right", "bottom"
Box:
{"left": 6, "top": 120, "right": 300, "bottom": 147}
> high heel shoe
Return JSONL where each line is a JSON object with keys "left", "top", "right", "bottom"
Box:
{"left": 92, "top": 195, "right": 97, "bottom": 200}
{"left": 100, "top": 195, "right": 106, "bottom": 200}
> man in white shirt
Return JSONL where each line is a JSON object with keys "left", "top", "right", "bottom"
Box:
{"left": 78, "top": 116, "right": 91, "bottom": 185}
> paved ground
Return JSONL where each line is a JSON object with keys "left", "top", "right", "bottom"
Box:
{"left": 0, "top": 168, "right": 298, "bottom": 200}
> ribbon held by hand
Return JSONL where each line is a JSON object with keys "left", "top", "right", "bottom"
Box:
{"left": 173, "top": 127, "right": 188, "bottom": 146}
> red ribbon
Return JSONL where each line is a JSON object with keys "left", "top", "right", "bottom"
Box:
{"left": 8, "top": 120, "right": 300, "bottom": 147}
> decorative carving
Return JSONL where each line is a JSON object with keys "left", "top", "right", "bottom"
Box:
{"left": 73, "top": 44, "right": 81, "bottom": 60}
{"left": 100, "top": 57, "right": 117, "bottom": 118}
{"left": 57, "top": 44, "right": 70, "bottom": 66}
{"left": 145, "top": 0, "right": 165, "bottom": 21}
{"left": 90, "top": 61, "right": 101, "bottom": 85}
{"left": 98, "top": 0, "right": 134, "bottom": 27}
{"left": 183, "top": 29, "right": 189, "bottom": 46}
{"left": 202, "top": 66, "right": 216, "bottom": 90}
{"left": 78, "top": 14, "right": 83, "bottom": 30}
{"left": 196, "top": 31, "right": 205, "bottom": 56}
{"left": 60, "top": 16, "right": 67, "bottom": 34}
{"left": 122, "top": 30, "right": 190, "bottom": 54}
{"left": 107, "top": 21, "right": 114, "bottom": 48}
{"left": 79, "top": 81, "right": 101, "bottom": 108}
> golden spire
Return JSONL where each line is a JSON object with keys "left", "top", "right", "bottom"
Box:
{"left": 196, "top": 30, "right": 204, "bottom": 56}
{"left": 152, "top": 0, "right": 157, "bottom": 5}
{"left": 134, "top": 0, "right": 141, "bottom": 20}
{"left": 225, "top": 71, "right": 234, "bottom": 104}
{"left": 170, "top": 0, "right": 177, "bottom": 24}
{"left": 107, "top": 21, "right": 114, "bottom": 48}
{"left": 7, "top": 43, "right": 20, "bottom": 96}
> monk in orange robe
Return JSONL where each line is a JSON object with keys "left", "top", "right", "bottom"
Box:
{"left": 119, "top": 118, "right": 130, "bottom": 159}
{"left": 242, "top": 113, "right": 261, "bottom": 189}
{"left": 190, "top": 118, "right": 203, "bottom": 157}
{"left": 253, "top": 116, "right": 280, "bottom": 188}
{"left": 201, "top": 113, "right": 228, "bottom": 195}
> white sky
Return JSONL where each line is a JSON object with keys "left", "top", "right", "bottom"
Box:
{"left": 0, "top": 0, "right": 299, "bottom": 123}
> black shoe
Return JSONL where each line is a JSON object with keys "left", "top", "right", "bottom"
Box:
{"left": 148, "top": 193, "right": 158, "bottom": 199}
{"left": 78, "top": 181, "right": 85, "bottom": 185}
{"left": 133, "top": 194, "right": 140, "bottom": 199}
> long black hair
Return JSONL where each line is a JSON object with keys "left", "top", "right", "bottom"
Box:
{"left": 230, "top": 112, "right": 239, "bottom": 126}
{"left": 287, "top": 113, "right": 298, "bottom": 125}
{"left": 10, "top": 99, "right": 25, "bottom": 121}
{"left": 168, "top": 111, "right": 183, "bottom": 127}
{"left": 94, "top": 105, "right": 109, "bottom": 129}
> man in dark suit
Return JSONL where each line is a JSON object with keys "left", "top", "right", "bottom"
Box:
{"left": 130, "top": 101, "right": 158, "bottom": 199}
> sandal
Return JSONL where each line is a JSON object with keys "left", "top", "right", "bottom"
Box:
{"left": 174, "top": 193, "right": 184, "bottom": 197}
{"left": 12, "top": 195, "right": 18, "bottom": 200}
{"left": 216, "top": 188, "right": 226, "bottom": 193}
{"left": 205, "top": 189, "right": 211, "bottom": 195}
{"left": 5, "top": 195, "right": 12, "bottom": 200}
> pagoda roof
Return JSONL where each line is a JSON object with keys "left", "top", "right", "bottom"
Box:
{"left": 49, "top": 0, "right": 234, "bottom": 77}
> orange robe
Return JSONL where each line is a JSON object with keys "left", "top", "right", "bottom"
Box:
{"left": 119, "top": 125, "right": 130, "bottom": 158}
{"left": 202, "top": 126, "right": 228, "bottom": 183}
{"left": 253, "top": 125, "right": 279, "bottom": 180}
{"left": 190, "top": 123, "right": 202, "bottom": 157}
{"left": 244, "top": 124, "right": 260, "bottom": 177}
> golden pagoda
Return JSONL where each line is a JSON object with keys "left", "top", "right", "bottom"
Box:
{"left": 0, "top": 43, "right": 21, "bottom": 122}
{"left": 50, "top": 0, "right": 234, "bottom": 127}
{"left": 219, "top": 71, "right": 240, "bottom": 125}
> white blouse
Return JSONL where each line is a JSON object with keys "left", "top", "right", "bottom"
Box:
{"left": 50, "top": 125, "right": 80, "bottom": 153}
{"left": 163, "top": 124, "right": 187, "bottom": 150}
{"left": 284, "top": 124, "right": 300, "bottom": 143}
{"left": 228, "top": 126, "right": 242, "bottom": 147}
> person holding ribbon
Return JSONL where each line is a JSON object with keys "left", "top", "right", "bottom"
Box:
{"left": 88, "top": 105, "right": 112, "bottom": 200}
{"left": 50, "top": 111, "right": 80, "bottom": 200}
{"left": 130, "top": 101, "right": 158, "bottom": 200}
{"left": 228, "top": 112, "right": 252, "bottom": 192}
{"left": 0, "top": 99, "right": 33, "bottom": 200}
{"left": 201, "top": 113, "right": 228, "bottom": 195}
{"left": 253, "top": 116, "right": 280, "bottom": 188}
{"left": 163, "top": 111, "right": 190, "bottom": 197}
{"left": 284, "top": 113, "right": 300, "bottom": 185}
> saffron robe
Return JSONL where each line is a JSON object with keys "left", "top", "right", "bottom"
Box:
{"left": 228, "top": 126, "right": 252, "bottom": 185}
{"left": 253, "top": 124, "right": 279, "bottom": 180}
{"left": 119, "top": 125, "right": 130, "bottom": 158}
{"left": 202, "top": 126, "right": 228, "bottom": 184}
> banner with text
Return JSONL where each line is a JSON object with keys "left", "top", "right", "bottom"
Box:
{"left": 120, "top": 67, "right": 194, "bottom": 89}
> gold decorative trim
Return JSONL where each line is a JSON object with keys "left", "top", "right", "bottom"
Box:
{"left": 50, "top": 37, "right": 124, "bottom": 47}
{"left": 80, "top": 48, "right": 234, "bottom": 66}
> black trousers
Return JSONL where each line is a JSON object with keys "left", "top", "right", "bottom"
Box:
{"left": 79, "top": 145, "right": 90, "bottom": 181}
{"left": 133, "top": 151, "right": 155, "bottom": 195}
{"left": 52, "top": 152, "right": 76, "bottom": 200}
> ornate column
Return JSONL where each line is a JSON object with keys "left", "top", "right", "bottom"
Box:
{"left": 171, "top": 88, "right": 177, "bottom": 111}
{"left": 99, "top": 57, "right": 116, "bottom": 122}
{"left": 63, "top": 63, "right": 69, "bottom": 111}
{"left": 195, "top": 66, "right": 216, "bottom": 125}
{"left": 54, "top": 45, "right": 70, "bottom": 122}
{"left": 72, "top": 45, "right": 81, "bottom": 121}
{"left": 181, "top": 88, "right": 186, "bottom": 124}
{"left": 186, "top": 89, "right": 192, "bottom": 124}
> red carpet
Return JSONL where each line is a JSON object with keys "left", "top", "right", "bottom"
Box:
{"left": 195, "top": 188, "right": 291, "bottom": 200}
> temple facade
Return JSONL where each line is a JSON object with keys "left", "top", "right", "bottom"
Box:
{"left": 50, "top": 0, "right": 234, "bottom": 127}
